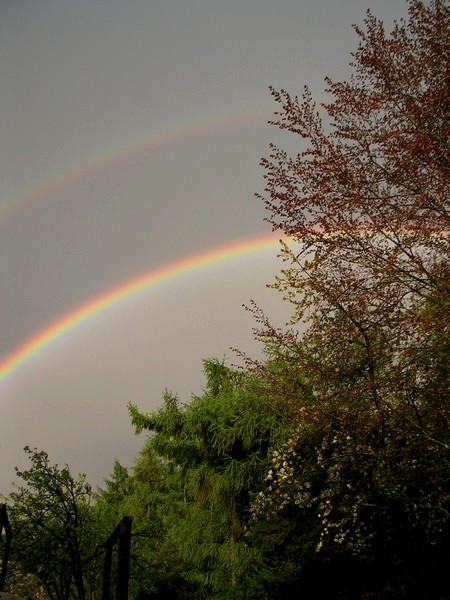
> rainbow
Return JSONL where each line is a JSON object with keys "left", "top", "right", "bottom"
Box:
{"left": 0, "top": 233, "right": 284, "bottom": 383}
{"left": 0, "top": 103, "right": 273, "bottom": 224}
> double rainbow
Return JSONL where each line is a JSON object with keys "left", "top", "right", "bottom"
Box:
{"left": 0, "top": 103, "right": 279, "bottom": 383}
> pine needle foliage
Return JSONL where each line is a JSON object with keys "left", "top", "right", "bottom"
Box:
{"left": 127, "top": 358, "right": 294, "bottom": 598}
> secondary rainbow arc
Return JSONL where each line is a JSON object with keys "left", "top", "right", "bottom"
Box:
{"left": 0, "top": 104, "right": 273, "bottom": 224}
{"left": 0, "top": 234, "right": 284, "bottom": 383}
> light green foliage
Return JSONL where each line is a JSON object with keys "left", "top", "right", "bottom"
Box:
{"left": 127, "top": 358, "right": 293, "bottom": 598}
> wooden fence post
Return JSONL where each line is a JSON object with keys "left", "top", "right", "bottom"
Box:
{"left": 0, "top": 504, "right": 12, "bottom": 591}
{"left": 102, "top": 542, "right": 113, "bottom": 600}
{"left": 101, "top": 516, "right": 133, "bottom": 600}
{"left": 116, "top": 517, "right": 132, "bottom": 600}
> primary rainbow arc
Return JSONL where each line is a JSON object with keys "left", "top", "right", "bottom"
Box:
{"left": 0, "top": 234, "right": 283, "bottom": 383}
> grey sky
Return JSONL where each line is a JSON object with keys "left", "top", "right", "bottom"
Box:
{"left": 1, "top": 0, "right": 407, "bottom": 493}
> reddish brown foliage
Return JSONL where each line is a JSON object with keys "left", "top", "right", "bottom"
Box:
{"left": 253, "top": 0, "right": 450, "bottom": 571}
{"left": 258, "top": 0, "right": 449, "bottom": 407}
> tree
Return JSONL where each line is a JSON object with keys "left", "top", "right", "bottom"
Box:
{"left": 251, "top": 0, "right": 450, "bottom": 596}
{"left": 259, "top": 0, "right": 449, "bottom": 386}
{"left": 3, "top": 447, "right": 97, "bottom": 600}
{"left": 128, "top": 358, "right": 296, "bottom": 599}
{"left": 94, "top": 459, "right": 133, "bottom": 530}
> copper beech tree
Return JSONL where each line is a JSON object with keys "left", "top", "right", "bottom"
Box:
{"left": 250, "top": 0, "right": 449, "bottom": 579}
